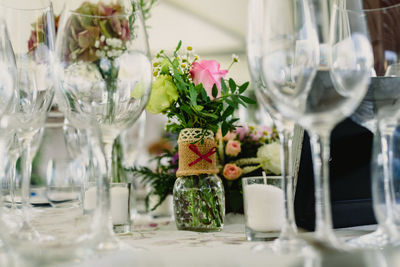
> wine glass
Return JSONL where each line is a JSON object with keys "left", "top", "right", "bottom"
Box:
{"left": 247, "top": 0, "right": 307, "bottom": 253}
{"left": 258, "top": 0, "right": 373, "bottom": 247}
{"left": 0, "top": 0, "right": 56, "bottom": 241}
{"left": 55, "top": 0, "right": 152, "bottom": 250}
{"left": 0, "top": 18, "right": 18, "bottom": 224}
{"left": 347, "top": 2, "right": 400, "bottom": 249}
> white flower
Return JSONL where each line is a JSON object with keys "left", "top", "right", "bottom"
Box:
{"left": 106, "top": 38, "right": 123, "bottom": 49}
{"left": 232, "top": 54, "right": 240, "bottom": 63}
{"left": 257, "top": 142, "right": 281, "bottom": 175}
{"left": 94, "top": 40, "right": 100, "bottom": 48}
{"left": 100, "top": 35, "right": 105, "bottom": 42}
{"left": 96, "top": 50, "right": 105, "bottom": 58}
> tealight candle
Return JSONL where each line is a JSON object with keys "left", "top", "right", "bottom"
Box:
{"left": 84, "top": 187, "right": 96, "bottom": 211}
{"left": 84, "top": 185, "right": 130, "bottom": 225}
{"left": 244, "top": 183, "right": 284, "bottom": 232}
{"left": 110, "top": 186, "right": 129, "bottom": 225}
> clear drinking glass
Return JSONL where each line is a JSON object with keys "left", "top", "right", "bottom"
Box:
{"left": 247, "top": 0, "right": 307, "bottom": 253}
{"left": 372, "top": 106, "right": 400, "bottom": 245}
{"left": 45, "top": 158, "right": 82, "bottom": 208}
{"left": 242, "top": 176, "right": 284, "bottom": 241}
{"left": 1, "top": 0, "right": 55, "bottom": 242}
{"left": 346, "top": 3, "right": 400, "bottom": 249}
{"left": 257, "top": 0, "right": 372, "bottom": 248}
{"left": 55, "top": 1, "right": 152, "bottom": 250}
{"left": 0, "top": 116, "right": 98, "bottom": 265}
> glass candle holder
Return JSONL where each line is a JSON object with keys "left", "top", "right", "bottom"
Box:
{"left": 242, "top": 176, "right": 284, "bottom": 241}
{"left": 83, "top": 182, "right": 134, "bottom": 234}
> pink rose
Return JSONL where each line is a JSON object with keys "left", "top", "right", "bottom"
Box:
{"left": 190, "top": 60, "right": 228, "bottom": 99}
{"left": 223, "top": 131, "right": 237, "bottom": 142}
{"left": 234, "top": 124, "right": 249, "bottom": 140}
{"left": 225, "top": 140, "right": 241, "bottom": 157}
{"left": 223, "top": 163, "right": 242, "bottom": 181}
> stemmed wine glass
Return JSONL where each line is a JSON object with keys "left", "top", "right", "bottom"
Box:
{"left": 55, "top": 0, "right": 152, "bottom": 250}
{"left": 0, "top": 0, "right": 56, "bottom": 241}
{"left": 347, "top": 2, "right": 400, "bottom": 249}
{"left": 247, "top": 0, "right": 307, "bottom": 253}
{"left": 0, "top": 18, "right": 18, "bottom": 200}
{"left": 257, "top": 0, "right": 373, "bottom": 247}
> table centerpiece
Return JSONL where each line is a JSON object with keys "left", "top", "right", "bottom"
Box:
{"left": 135, "top": 42, "right": 254, "bottom": 232}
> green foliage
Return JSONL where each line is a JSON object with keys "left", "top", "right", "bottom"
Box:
{"left": 127, "top": 149, "right": 177, "bottom": 211}
{"left": 173, "top": 175, "right": 224, "bottom": 229}
{"left": 153, "top": 42, "right": 255, "bottom": 140}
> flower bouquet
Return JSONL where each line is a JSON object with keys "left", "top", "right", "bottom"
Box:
{"left": 216, "top": 125, "right": 281, "bottom": 213}
{"left": 136, "top": 42, "right": 254, "bottom": 231}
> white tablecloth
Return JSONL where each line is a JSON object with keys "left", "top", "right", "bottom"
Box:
{"left": 3, "top": 208, "right": 399, "bottom": 267}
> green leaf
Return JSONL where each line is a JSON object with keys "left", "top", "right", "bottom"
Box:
{"left": 189, "top": 85, "right": 197, "bottom": 106}
{"left": 194, "top": 105, "right": 204, "bottom": 112}
{"left": 199, "top": 86, "right": 208, "bottom": 101}
{"left": 201, "top": 112, "right": 219, "bottom": 120}
{"left": 99, "top": 20, "right": 112, "bottom": 38}
{"left": 212, "top": 84, "right": 218, "bottom": 98}
{"left": 221, "top": 121, "right": 229, "bottom": 137}
{"left": 233, "top": 95, "right": 246, "bottom": 106}
{"left": 239, "top": 82, "right": 250, "bottom": 94}
{"left": 176, "top": 41, "right": 182, "bottom": 51}
{"left": 221, "top": 78, "right": 228, "bottom": 95}
{"left": 225, "top": 99, "right": 238, "bottom": 109}
{"left": 240, "top": 95, "right": 257, "bottom": 104}
{"left": 221, "top": 106, "right": 234, "bottom": 120}
{"left": 229, "top": 78, "right": 237, "bottom": 93}
{"left": 180, "top": 105, "right": 192, "bottom": 115}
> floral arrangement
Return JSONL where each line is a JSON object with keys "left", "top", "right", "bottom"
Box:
{"left": 60, "top": 1, "right": 132, "bottom": 63}
{"left": 217, "top": 124, "right": 281, "bottom": 213}
{"left": 146, "top": 41, "right": 255, "bottom": 138}
{"left": 131, "top": 42, "right": 255, "bottom": 219}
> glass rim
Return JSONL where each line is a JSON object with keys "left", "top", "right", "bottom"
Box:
{"left": 68, "top": 9, "right": 141, "bottom": 19}
{"left": 333, "top": 2, "right": 400, "bottom": 14}
{"left": 362, "top": 3, "right": 400, "bottom": 12}
{"left": 242, "top": 176, "right": 283, "bottom": 180}
{"left": 0, "top": 3, "right": 52, "bottom": 12}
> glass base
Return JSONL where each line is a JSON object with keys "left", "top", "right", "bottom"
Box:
{"left": 93, "top": 235, "right": 122, "bottom": 251}
{"left": 245, "top": 226, "right": 279, "bottom": 241}
{"left": 252, "top": 236, "right": 308, "bottom": 254}
{"left": 11, "top": 222, "right": 54, "bottom": 243}
{"left": 346, "top": 226, "right": 388, "bottom": 249}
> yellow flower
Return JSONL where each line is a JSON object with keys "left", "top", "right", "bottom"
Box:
{"left": 146, "top": 75, "right": 178, "bottom": 114}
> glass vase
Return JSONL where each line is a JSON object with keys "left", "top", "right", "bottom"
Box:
{"left": 173, "top": 128, "right": 225, "bottom": 232}
{"left": 173, "top": 174, "right": 225, "bottom": 232}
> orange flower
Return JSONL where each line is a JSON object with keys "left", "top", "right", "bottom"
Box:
{"left": 225, "top": 140, "right": 241, "bottom": 157}
{"left": 223, "top": 163, "right": 242, "bottom": 180}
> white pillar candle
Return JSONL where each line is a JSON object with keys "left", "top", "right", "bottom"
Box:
{"left": 110, "top": 186, "right": 129, "bottom": 225}
{"left": 84, "top": 187, "right": 97, "bottom": 211}
{"left": 244, "top": 184, "right": 284, "bottom": 232}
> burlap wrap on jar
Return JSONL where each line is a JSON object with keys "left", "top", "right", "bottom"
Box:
{"left": 176, "top": 128, "right": 219, "bottom": 176}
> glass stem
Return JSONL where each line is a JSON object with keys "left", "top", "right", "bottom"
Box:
{"left": 95, "top": 141, "right": 114, "bottom": 237}
{"left": 309, "top": 131, "right": 336, "bottom": 243}
{"left": 278, "top": 124, "right": 297, "bottom": 240}
{"left": 9, "top": 155, "right": 18, "bottom": 210}
{"left": 380, "top": 129, "right": 399, "bottom": 239}
{"left": 20, "top": 138, "right": 33, "bottom": 224}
